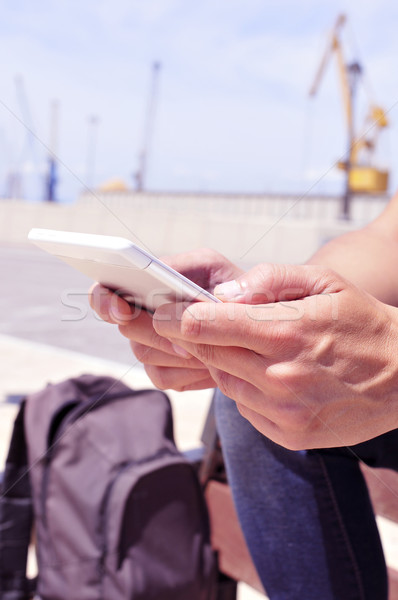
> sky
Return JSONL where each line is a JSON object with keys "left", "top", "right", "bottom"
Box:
{"left": 0, "top": 0, "right": 397, "bottom": 202}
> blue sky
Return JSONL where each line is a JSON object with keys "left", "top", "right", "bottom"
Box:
{"left": 0, "top": 0, "right": 397, "bottom": 201}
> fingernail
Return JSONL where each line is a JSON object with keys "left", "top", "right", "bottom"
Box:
{"left": 171, "top": 343, "right": 191, "bottom": 358}
{"left": 214, "top": 280, "right": 243, "bottom": 300}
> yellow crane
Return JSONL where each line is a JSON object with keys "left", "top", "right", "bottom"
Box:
{"left": 309, "top": 14, "right": 389, "bottom": 218}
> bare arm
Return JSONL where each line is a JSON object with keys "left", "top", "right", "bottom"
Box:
{"left": 307, "top": 191, "right": 398, "bottom": 306}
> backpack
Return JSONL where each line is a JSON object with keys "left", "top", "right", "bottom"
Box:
{"left": 0, "top": 374, "right": 217, "bottom": 600}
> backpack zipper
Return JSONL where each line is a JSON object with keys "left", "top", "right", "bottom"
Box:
{"left": 97, "top": 450, "right": 184, "bottom": 576}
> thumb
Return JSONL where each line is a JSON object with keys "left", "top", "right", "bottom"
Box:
{"left": 214, "top": 263, "right": 343, "bottom": 304}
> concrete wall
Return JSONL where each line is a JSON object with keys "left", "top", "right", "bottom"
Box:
{"left": 0, "top": 191, "right": 388, "bottom": 269}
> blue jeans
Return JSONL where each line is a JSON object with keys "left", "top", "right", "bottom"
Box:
{"left": 214, "top": 390, "right": 398, "bottom": 600}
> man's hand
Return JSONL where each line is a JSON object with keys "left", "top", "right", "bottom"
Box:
{"left": 89, "top": 249, "right": 243, "bottom": 392}
{"left": 152, "top": 263, "right": 398, "bottom": 450}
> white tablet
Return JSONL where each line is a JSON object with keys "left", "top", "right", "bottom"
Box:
{"left": 28, "top": 228, "right": 220, "bottom": 312}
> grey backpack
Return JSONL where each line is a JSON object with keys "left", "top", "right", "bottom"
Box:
{"left": 0, "top": 374, "right": 217, "bottom": 600}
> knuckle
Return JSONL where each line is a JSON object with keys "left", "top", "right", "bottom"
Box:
{"left": 145, "top": 365, "right": 192, "bottom": 393}
{"left": 130, "top": 342, "right": 149, "bottom": 363}
{"left": 236, "top": 401, "right": 250, "bottom": 420}
{"left": 173, "top": 381, "right": 191, "bottom": 393}
{"left": 313, "top": 265, "right": 335, "bottom": 283}
{"left": 257, "top": 262, "right": 287, "bottom": 290}
{"left": 194, "top": 343, "right": 215, "bottom": 365}
{"left": 148, "top": 326, "right": 164, "bottom": 350}
{"left": 180, "top": 307, "right": 203, "bottom": 340}
{"left": 144, "top": 365, "right": 170, "bottom": 390}
{"left": 266, "top": 361, "right": 304, "bottom": 389}
{"left": 212, "top": 369, "right": 234, "bottom": 398}
{"left": 257, "top": 325, "right": 290, "bottom": 352}
{"left": 178, "top": 383, "right": 197, "bottom": 392}
{"left": 250, "top": 321, "right": 297, "bottom": 355}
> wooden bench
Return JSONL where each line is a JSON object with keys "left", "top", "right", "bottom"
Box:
{"left": 205, "top": 475, "right": 398, "bottom": 599}
{"left": 199, "top": 403, "right": 398, "bottom": 599}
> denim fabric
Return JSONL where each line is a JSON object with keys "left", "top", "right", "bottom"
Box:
{"left": 214, "top": 390, "right": 398, "bottom": 600}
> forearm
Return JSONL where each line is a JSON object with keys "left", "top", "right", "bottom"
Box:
{"left": 307, "top": 223, "right": 398, "bottom": 306}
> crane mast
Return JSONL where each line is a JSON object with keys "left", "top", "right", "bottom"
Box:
{"left": 135, "top": 61, "right": 162, "bottom": 192}
{"left": 45, "top": 99, "right": 59, "bottom": 202}
{"left": 310, "top": 14, "right": 389, "bottom": 219}
{"left": 14, "top": 75, "right": 40, "bottom": 201}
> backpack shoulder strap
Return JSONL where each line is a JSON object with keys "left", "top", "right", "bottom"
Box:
{"left": 0, "top": 401, "right": 34, "bottom": 600}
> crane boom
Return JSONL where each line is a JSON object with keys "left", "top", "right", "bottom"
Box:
{"left": 309, "top": 14, "right": 346, "bottom": 97}
{"left": 309, "top": 14, "right": 355, "bottom": 129}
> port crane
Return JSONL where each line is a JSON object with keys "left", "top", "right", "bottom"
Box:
{"left": 135, "top": 61, "right": 162, "bottom": 191}
{"left": 309, "top": 14, "right": 389, "bottom": 218}
{"left": 14, "top": 75, "right": 39, "bottom": 201}
{"left": 45, "top": 99, "right": 59, "bottom": 202}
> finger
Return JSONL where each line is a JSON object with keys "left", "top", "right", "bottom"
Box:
{"left": 214, "top": 263, "right": 344, "bottom": 304}
{"left": 130, "top": 341, "right": 205, "bottom": 368}
{"left": 178, "top": 378, "right": 217, "bottom": 391}
{"left": 234, "top": 401, "right": 322, "bottom": 451}
{"left": 89, "top": 284, "right": 134, "bottom": 324}
{"left": 118, "top": 310, "right": 183, "bottom": 357}
{"left": 144, "top": 365, "right": 215, "bottom": 392}
{"left": 151, "top": 338, "right": 286, "bottom": 405}
{"left": 234, "top": 402, "right": 284, "bottom": 446}
{"left": 160, "top": 249, "right": 243, "bottom": 291}
{"left": 208, "top": 367, "right": 283, "bottom": 430}
{"left": 208, "top": 367, "right": 306, "bottom": 438}
{"left": 153, "top": 300, "right": 305, "bottom": 356}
